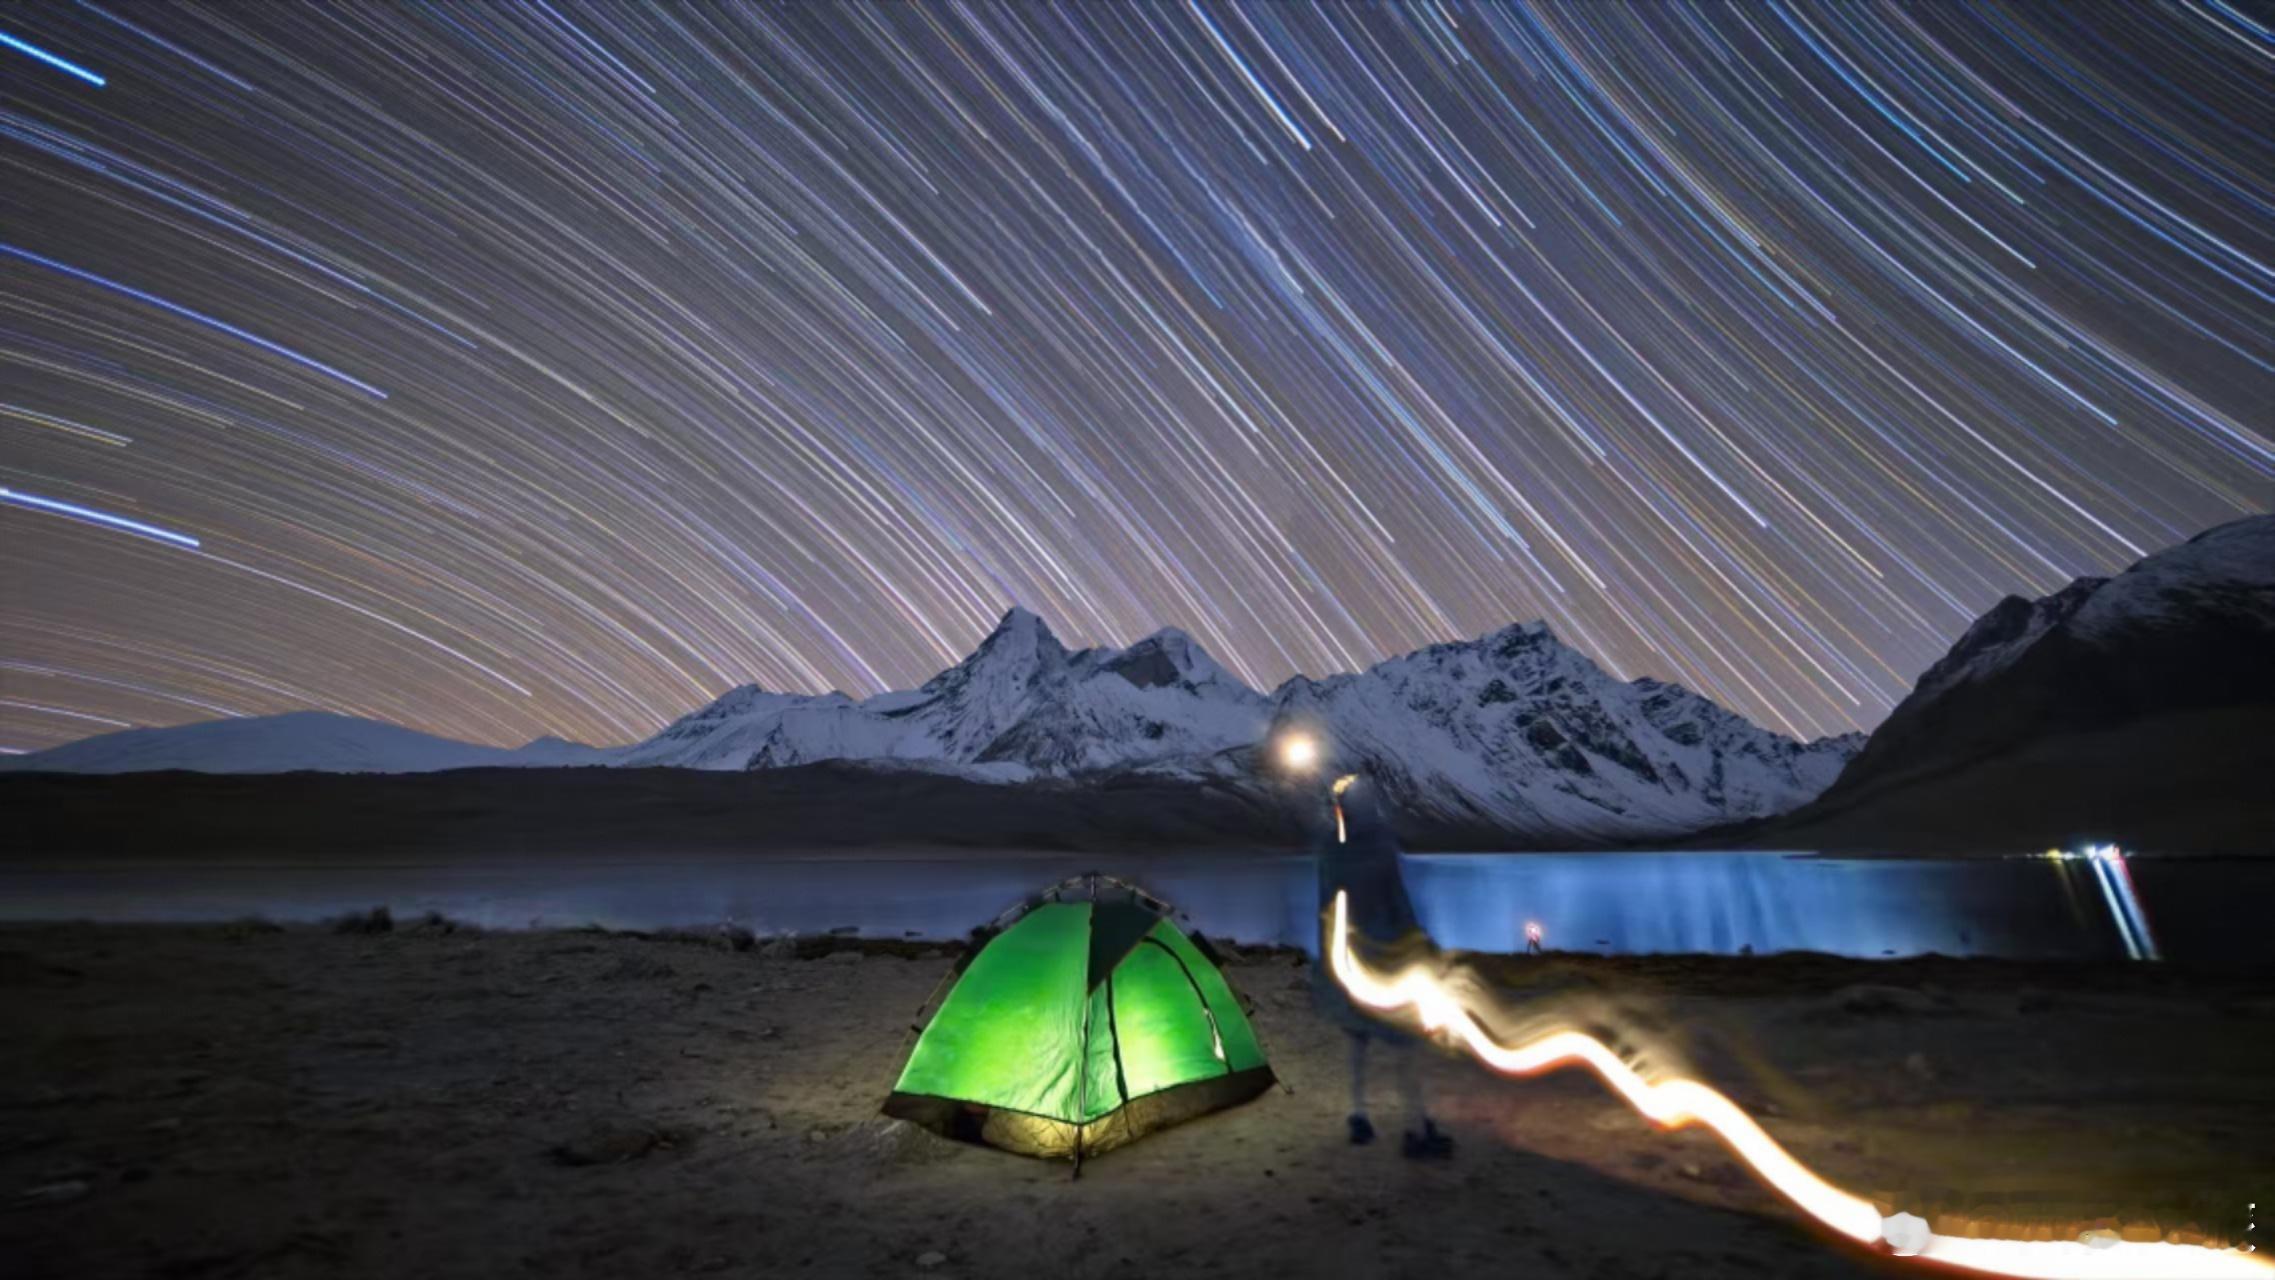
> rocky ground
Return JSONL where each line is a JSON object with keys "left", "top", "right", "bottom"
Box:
{"left": 3, "top": 921, "right": 2268, "bottom": 1279}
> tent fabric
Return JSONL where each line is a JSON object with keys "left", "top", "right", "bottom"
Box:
{"left": 1083, "top": 899, "right": 1164, "bottom": 989}
{"left": 883, "top": 896, "right": 1273, "bottom": 1160}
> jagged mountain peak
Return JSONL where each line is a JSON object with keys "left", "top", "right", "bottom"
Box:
{"left": 1909, "top": 515, "right": 2274, "bottom": 709}
{"left": 1255, "top": 617, "right": 1855, "bottom": 840}
{"left": 1823, "top": 513, "right": 2275, "bottom": 801}
{"left": 1912, "top": 577, "right": 2103, "bottom": 703}
{"left": 984, "top": 605, "right": 1058, "bottom": 649}
{"left": 689, "top": 683, "right": 845, "bottom": 720}
{"left": 694, "top": 681, "right": 771, "bottom": 710}
{"left": 926, "top": 606, "right": 1068, "bottom": 688}
{"left": 1480, "top": 618, "right": 1561, "bottom": 649}
{"left": 1269, "top": 619, "right": 1590, "bottom": 702}
{"left": 1101, "top": 626, "right": 1237, "bottom": 692}
{"left": 1373, "top": 619, "right": 1584, "bottom": 677}
{"left": 14, "top": 603, "right": 1859, "bottom": 841}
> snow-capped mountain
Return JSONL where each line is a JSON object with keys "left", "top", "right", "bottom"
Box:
{"left": 610, "top": 685, "right": 891, "bottom": 771}
{"left": 0, "top": 711, "right": 620, "bottom": 775}
{"left": 615, "top": 608, "right": 1271, "bottom": 777}
{"left": 7, "top": 606, "right": 1859, "bottom": 840}
{"left": 616, "top": 608, "right": 1854, "bottom": 840}
{"left": 1264, "top": 622, "right": 1862, "bottom": 842}
{"left": 1822, "top": 513, "right": 2275, "bottom": 802}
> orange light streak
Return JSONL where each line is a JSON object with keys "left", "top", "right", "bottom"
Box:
{"left": 1326, "top": 892, "right": 2269, "bottom": 1279}
{"left": 1331, "top": 772, "right": 1356, "bottom": 844}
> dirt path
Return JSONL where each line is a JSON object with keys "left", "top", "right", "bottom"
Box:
{"left": 3, "top": 924, "right": 2266, "bottom": 1278}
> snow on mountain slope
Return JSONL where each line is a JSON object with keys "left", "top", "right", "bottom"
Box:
{"left": 1911, "top": 516, "right": 2274, "bottom": 706}
{"left": 9, "top": 606, "right": 1859, "bottom": 839}
{"left": 959, "top": 617, "right": 1271, "bottom": 773}
{"left": 1905, "top": 578, "right": 2103, "bottom": 705}
{"left": 612, "top": 687, "right": 891, "bottom": 770}
{"left": 24, "top": 522, "right": 2261, "bottom": 838}
{"left": 894, "top": 606, "right": 1077, "bottom": 763}
{"left": 616, "top": 608, "right": 1270, "bottom": 775}
{"left": 1824, "top": 514, "right": 2275, "bottom": 800}
{"left": 614, "top": 608, "right": 1853, "bottom": 840}
{"left": 2067, "top": 515, "right": 2275, "bottom": 638}
{"left": 0, "top": 711, "right": 605, "bottom": 775}
{"left": 1262, "top": 623, "right": 1861, "bottom": 842}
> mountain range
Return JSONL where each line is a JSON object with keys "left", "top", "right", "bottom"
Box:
{"left": 0, "top": 712, "right": 617, "bottom": 776}
{"left": 1821, "top": 514, "right": 2273, "bottom": 798}
{"left": 7, "top": 606, "right": 1859, "bottom": 844}
{"left": 1737, "top": 514, "right": 2272, "bottom": 853}
{"left": 12, "top": 515, "right": 2267, "bottom": 850}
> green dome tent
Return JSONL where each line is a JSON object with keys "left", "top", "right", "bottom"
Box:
{"left": 883, "top": 878, "right": 1275, "bottom": 1162}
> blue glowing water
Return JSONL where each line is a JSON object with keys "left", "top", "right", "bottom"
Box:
{"left": 1, "top": 849, "right": 2264, "bottom": 966}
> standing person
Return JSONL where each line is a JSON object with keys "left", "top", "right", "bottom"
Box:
{"left": 1308, "top": 767, "right": 1454, "bottom": 1158}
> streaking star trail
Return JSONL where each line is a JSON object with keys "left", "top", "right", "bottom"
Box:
{"left": 0, "top": 486, "right": 199, "bottom": 550}
{"left": 0, "top": 28, "right": 106, "bottom": 88}
{"left": 2, "top": 2, "right": 2269, "bottom": 751}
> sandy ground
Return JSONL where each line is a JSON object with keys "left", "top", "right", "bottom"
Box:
{"left": 3, "top": 922, "right": 2268, "bottom": 1280}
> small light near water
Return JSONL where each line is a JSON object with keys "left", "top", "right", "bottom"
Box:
{"left": 2046, "top": 844, "right": 2161, "bottom": 961}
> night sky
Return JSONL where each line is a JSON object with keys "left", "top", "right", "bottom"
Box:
{"left": 2, "top": 2, "right": 2268, "bottom": 754}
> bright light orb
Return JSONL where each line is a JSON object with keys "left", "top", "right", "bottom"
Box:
{"left": 1279, "top": 733, "right": 1318, "bottom": 771}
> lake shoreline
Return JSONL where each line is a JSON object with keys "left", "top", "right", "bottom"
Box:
{"left": 7, "top": 847, "right": 2272, "bottom": 966}
{"left": 4, "top": 922, "right": 2266, "bottom": 1278}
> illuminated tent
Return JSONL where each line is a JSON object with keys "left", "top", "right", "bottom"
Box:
{"left": 883, "top": 879, "right": 1274, "bottom": 1163}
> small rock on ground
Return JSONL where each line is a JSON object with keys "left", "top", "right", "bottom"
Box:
{"left": 17, "top": 1179, "right": 90, "bottom": 1207}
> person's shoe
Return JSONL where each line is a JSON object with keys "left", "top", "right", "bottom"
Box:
{"left": 1347, "top": 1113, "right": 1375, "bottom": 1145}
{"left": 1401, "top": 1120, "right": 1454, "bottom": 1159}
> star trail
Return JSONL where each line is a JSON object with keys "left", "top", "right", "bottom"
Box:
{"left": 2, "top": 2, "right": 2269, "bottom": 753}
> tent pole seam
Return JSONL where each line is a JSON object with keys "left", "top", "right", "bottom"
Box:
{"left": 1105, "top": 970, "right": 1131, "bottom": 1110}
{"left": 1139, "top": 936, "right": 1234, "bottom": 1077}
{"left": 1072, "top": 904, "right": 1093, "bottom": 1179}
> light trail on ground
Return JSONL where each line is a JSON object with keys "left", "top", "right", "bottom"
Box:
{"left": 1326, "top": 890, "right": 2270, "bottom": 1279}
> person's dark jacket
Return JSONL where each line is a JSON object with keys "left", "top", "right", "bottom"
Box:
{"left": 1311, "top": 773, "right": 1421, "bottom": 1035}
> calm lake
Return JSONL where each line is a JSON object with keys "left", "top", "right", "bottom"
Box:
{"left": 2, "top": 850, "right": 2265, "bottom": 967}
